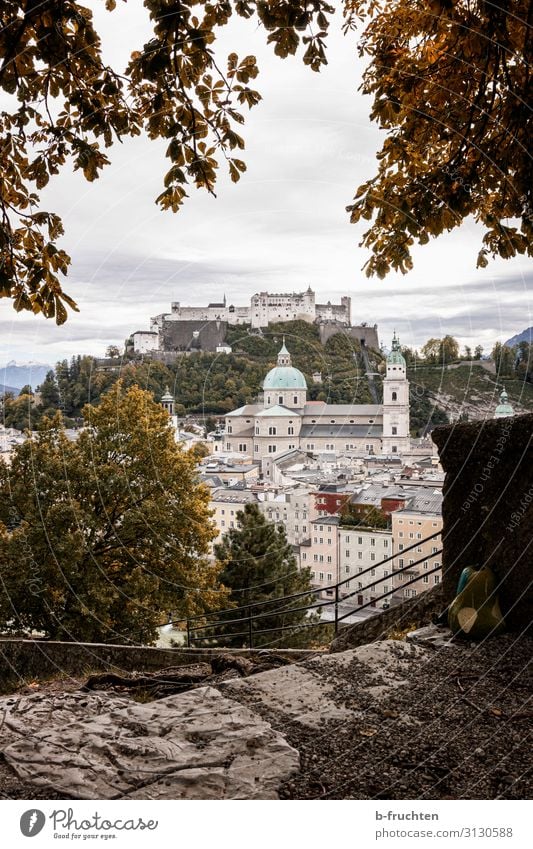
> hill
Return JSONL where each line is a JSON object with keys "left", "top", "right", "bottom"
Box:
{"left": 505, "top": 327, "right": 533, "bottom": 348}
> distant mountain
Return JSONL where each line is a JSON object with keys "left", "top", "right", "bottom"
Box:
{"left": 505, "top": 327, "right": 533, "bottom": 348}
{"left": 0, "top": 384, "right": 19, "bottom": 396}
{"left": 0, "top": 361, "right": 52, "bottom": 392}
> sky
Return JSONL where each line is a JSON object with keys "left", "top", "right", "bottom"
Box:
{"left": 1, "top": 2, "right": 531, "bottom": 366}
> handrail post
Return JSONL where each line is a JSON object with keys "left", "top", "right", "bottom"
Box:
{"left": 248, "top": 607, "right": 253, "bottom": 649}
{"left": 334, "top": 584, "right": 339, "bottom": 636}
{"left": 186, "top": 619, "right": 191, "bottom": 648}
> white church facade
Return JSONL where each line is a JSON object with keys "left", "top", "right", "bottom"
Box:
{"left": 223, "top": 335, "right": 410, "bottom": 466}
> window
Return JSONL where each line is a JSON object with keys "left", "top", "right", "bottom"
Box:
{"left": 398, "top": 558, "right": 404, "bottom": 567}
{"left": 434, "top": 575, "right": 440, "bottom": 583}
{"left": 358, "top": 536, "right": 363, "bottom": 544}
{"left": 370, "top": 553, "right": 376, "bottom": 561}
{"left": 371, "top": 568, "right": 376, "bottom": 576}
{"left": 319, "top": 525, "right": 323, "bottom": 532}
{"left": 345, "top": 535, "right": 350, "bottom": 543}
{"left": 327, "top": 573, "right": 332, "bottom": 582}
{"left": 319, "top": 572, "right": 324, "bottom": 581}
{"left": 268, "top": 445, "right": 276, "bottom": 453}
{"left": 268, "top": 426, "right": 277, "bottom": 436}
{"left": 417, "top": 546, "right": 422, "bottom": 553}
{"left": 278, "top": 396, "right": 283, "bottom": 405}
{"left": 255, "top": 445, "right": 259, "bottom": 452}
{"left": 383, "top": 585, "right": 389, "bottom": 593}
{"left": 255, "top": 426, "right": 259, "bottom": 435}
{"left": 371, "top": 539, "right": 376, "bottom": 547}
{"left": 302, "top": 552, "right": 306, "bottom": 561}
{"left": 423, "top": 575, "right": 429, "bottom": 583}
{"left": 417, "top": 533, "right": 422, "bottom": 539}
{"left": 409, "top": 532, "right": 414, "bottom": 539}
{"left": 226, "top": 442, "right": 231, "bottom": 450}
{"left": 293, "top": 396, "right": 298, "bottom": 405}
{"left": 314, "top": 555, "right": 318, "bottom": 562}
{"left": 307, "top": 443, "right": 315, "bottom": 450}
{"left": 319, "top": 538, "right": 323, "bottom": 544}
{"left": 239, "top": 443, "right": 247, "bottom": 452}
{"left": 423, "top": 561, "right": 428, "bottom": 569}
{"left": 398, "top": 543, "right": 404, "bottom": 550}
{"left": 345, "top": 565, "right": 350, "bottom": 574}
{"left": 409, "top": 559, "right": 414, "bottom": 565}
{"left": 358, "top": 552, "right": 363, "bottom": 560}
{"left": 392, "top": 446, "right": 398, "bottom": 453}
{"left": 392, "top": 426, "right": 397, "bottom": 435}
{"left": 267, "top": 396, "right": 271, "bottom": 405}
{"left": 327, "top": 556, "right": 332, "bottom": 564}
{"left": 392, "top": 391, "right": 397, "bottom": 401}
{"left": 432, "top": 546, "right": 439, "bottom": 554}
{"left": 327, "top": 538, "right": 332, "bottom": 545}
{"left": 313, "top": 537, "right": 317, "bottom": 544}
{"left": 221, "top": 520, "right": 225, "bottom": 527}
{"left": 227, "top": 425, "right": 232, "bottom": 433}
{"left": 383, "top": 539, "right": 389, "bottom": 548}
{"left": 319, "top": 555, "right": 324, "bottom": 563}
{"left": 345, "top": 550, "right": 350, "bottom": 558}
{"left": 288, "top": 426, "right": 294, "bottom": 435}
{"left": 399, "top": 531, "right": 404, "bottom": 538}
{"left": 384, "top": 569, "right": 389, "bottom": 577}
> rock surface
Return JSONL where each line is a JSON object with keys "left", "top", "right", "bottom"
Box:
{"left": 2, "top": 686, "right": 299, "bottom": 799}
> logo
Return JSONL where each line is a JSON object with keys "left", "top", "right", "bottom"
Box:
{"left": 20, "top": 810, "right": 46, "bottom": 838}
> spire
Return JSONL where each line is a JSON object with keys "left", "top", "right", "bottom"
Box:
{"left": 277, "top": 338, "right": 291, "bottom": 366}
{"left": 391, "top": 330, "right": 400, "bottom": 351}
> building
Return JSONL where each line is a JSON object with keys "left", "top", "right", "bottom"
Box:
{"left": 338, "top": 525, "right": 393, "bottom": 609}
{"left": 129, "top": 288, "right": 362, "bottom": 353}
{"left": 224, "top": 334, "right": 410, "bottom": 466}
{"left": 391, "top": 491, "right": 443, "bottom": 602}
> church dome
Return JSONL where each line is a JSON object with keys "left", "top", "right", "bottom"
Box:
{"left": 387, "top": 332, "right": 406, "bottom": 367}
{"left": 262, "top": 341, "right": 307, "bottom": 390}
{"left": 494, "top": 389, "right": 514, "bottom": 418}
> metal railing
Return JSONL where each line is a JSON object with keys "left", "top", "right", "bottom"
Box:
{"left": 166, "top": 530, "right": 443, "bottom": 649}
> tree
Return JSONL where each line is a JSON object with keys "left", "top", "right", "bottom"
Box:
{"left": 2, "top": 2, "right": 529, "bottom": 322}
{"left": 492, "top": 342, "right": 515, "bottom": 378}
{"left": 0, "top": 383, "right": 228, "bottom": 643}
{"left": 106, "top": 345, "right": 121, "bottom": 359}
{"left": 421, "top": 338, "right": 440, "bottom": 364}
{"left": 213, "top": 504, "right": 317, "bottom": 648}
{"left": 474, "top": 345, "right": 484, "bottom": 360}
{"left": 463, "top": 346, "right": 472, "bottom": 361}
{"left": 340, "top": 502, "right": 390, "bottom": 530}
{"left": 346, "top": 1, "right": 532, "bottom": 277}
{"left": 438, "top": 335, "right": 459, "bottom": 364}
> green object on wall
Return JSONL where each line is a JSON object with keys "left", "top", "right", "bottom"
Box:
{"left": 448, "top": 566, "right": 506, "bottom": 639}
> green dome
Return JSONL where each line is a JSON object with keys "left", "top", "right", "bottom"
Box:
{"left": 263, "top": 340, "right": 308, "bottom": 391}
{"left": 387, "top": 332, "right": 406, "bottom": 367}
{"left": 263, "top": 366, "right": 307, "bottom": 390}
{"left": 494, "top": 389, "right": 514, "bottom": 418}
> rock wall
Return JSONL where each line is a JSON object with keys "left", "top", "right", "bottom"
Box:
{"left": 0, "top": 640, "right": 313, "bottom": 692}
{"left": 432, "top": 414, "right": 533, "bottom": 631}
{"left": 318, "top": 323, "right": 380, "bottom": 351}
{"left": 329, "top": 585, "right": 444, "bottom": 653}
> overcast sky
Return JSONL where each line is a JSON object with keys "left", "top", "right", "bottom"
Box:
{"left": 1, "top": 2, "right": 531, "bottom": 366}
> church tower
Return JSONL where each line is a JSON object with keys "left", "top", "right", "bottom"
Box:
{"left": 381, "top": 333, "right": 410, "bottom": 455}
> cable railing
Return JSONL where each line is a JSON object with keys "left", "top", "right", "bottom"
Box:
{"left": 165, "top": 530, "right": 443, "bottom": 648}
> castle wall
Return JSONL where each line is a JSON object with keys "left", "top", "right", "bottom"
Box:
{"left": 318, "top": 324, "right": 380, "bottom": 350}
{"left": 161, "top": 320, "right": 228, "bottom": 353}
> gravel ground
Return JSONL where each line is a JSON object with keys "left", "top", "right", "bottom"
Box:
{"left": 0, "top": 635, "right": 531, "bottom": 800}
{"left": 272, "top": 634, "right": 532, "bottom": 799}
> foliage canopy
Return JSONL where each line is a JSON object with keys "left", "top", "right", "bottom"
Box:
{"left": 0, "top": 1, "right": 530, "bottom": 320}
{"left": 0, "top": 382, "right": 227, "bottom": 642}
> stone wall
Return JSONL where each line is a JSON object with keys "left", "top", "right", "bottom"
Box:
{"left": 432, "top": 414, "right": 533, "bottom": 631}
{"left": 161, "top": 319, "right": 228, "bottom": 352}
{"left": 0, "top": 640, "right": 314, "bottom": 692}
{"left": 329, "top": 585, "right": 444, "bottom": 653}
{"left": 317, "top": 324, "right": 380, "bottom": 351}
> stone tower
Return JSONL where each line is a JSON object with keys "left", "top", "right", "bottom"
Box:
{"left": 381, "top": 333, "right": 410, "bottom": 455}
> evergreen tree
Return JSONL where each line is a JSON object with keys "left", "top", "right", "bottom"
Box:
{"left": 214, "top": 504, "right": 318, "bottom": 648}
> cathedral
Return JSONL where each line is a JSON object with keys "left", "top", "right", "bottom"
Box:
{"left": 223, "top": 334, "right": 410, "bottom": 466}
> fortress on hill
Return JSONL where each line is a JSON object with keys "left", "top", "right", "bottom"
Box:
{"left": 129, "top": 288, "right": 379, "bottom": 355}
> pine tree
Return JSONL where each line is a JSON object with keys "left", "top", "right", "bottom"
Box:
{"left": 213, "top": 504, "right": 318, "bottom": 648}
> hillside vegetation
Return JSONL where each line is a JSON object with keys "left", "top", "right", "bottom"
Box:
{"left": 2, "top": 322, "right": 532, "bottom": 433}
